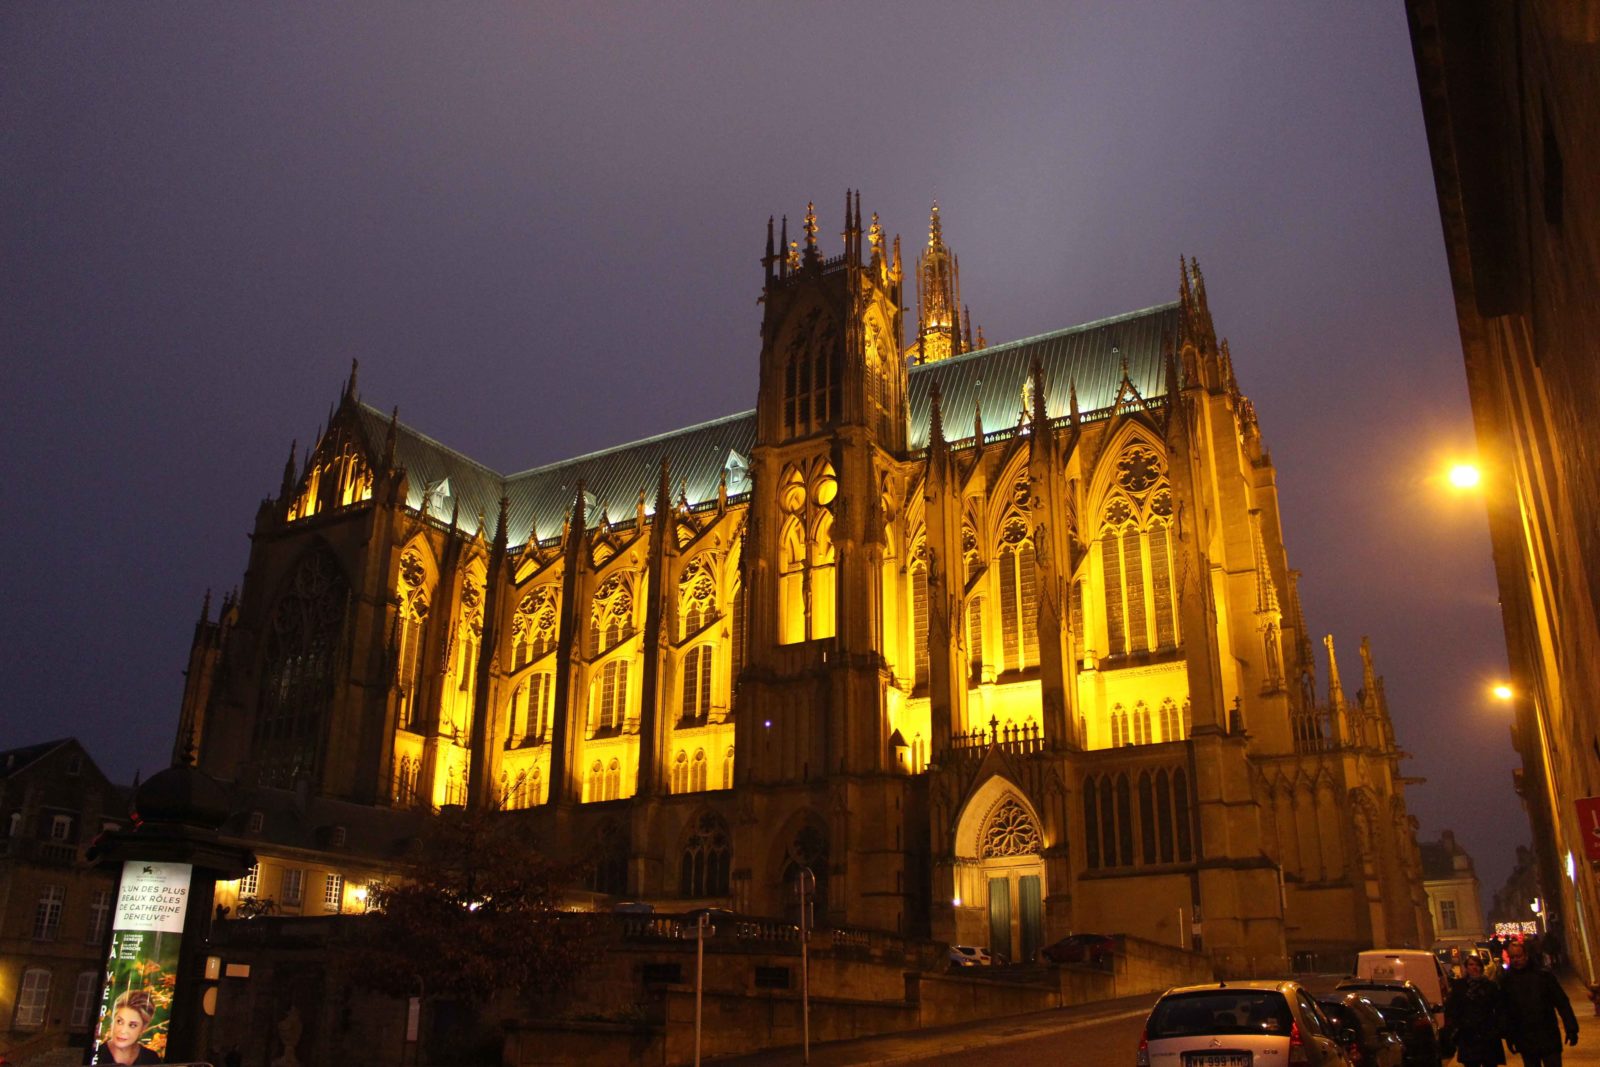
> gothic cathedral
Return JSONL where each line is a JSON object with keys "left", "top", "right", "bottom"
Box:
{"left": 178, "top": 198, "right": 1431, "bottom": 970}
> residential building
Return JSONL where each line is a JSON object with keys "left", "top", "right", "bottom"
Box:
{"left": 1408, "top": 0, "right": 1600, "bottom": 974}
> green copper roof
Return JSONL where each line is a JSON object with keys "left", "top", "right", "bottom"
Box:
{"left": 356, "top": 301, "right": 1179, "bottom": 547}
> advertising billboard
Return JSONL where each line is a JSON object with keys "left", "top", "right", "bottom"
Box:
{"left": 91, "top": 861, "right": 193, "bottom": 1064}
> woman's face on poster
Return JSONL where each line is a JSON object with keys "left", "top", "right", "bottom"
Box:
{"left": 110, "top": 1006, "right": 146, "bottom": 1049}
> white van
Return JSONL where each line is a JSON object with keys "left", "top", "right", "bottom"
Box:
{"left": 1356, "top": 949, "right": 1450, "bottom": 1018}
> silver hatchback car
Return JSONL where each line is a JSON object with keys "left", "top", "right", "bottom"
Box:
{"left": 1138, "top": 980, "right": 1353, "bottom": 1066}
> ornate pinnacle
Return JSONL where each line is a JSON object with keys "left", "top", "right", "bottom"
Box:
{"left": 868, "top": 212, "right": 884, "bottom": 258}
{"left": 928, "top": 201, "right": 943, "bottom": 248}
{"left": 803, "top": 201, "right": 818, "bottom": 259}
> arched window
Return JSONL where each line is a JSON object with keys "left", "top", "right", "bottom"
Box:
{"left": 1098, "top": 777, "right": 1115, "bottom": 866}
{"left": 722, "top": 746, "right": 735, "bottom": 789}
{"left": 911, "top": 551, "right": 929, "bottom": 689}
{"left": 1110, "top": 704, "right": 1128, "bottom": 748}
{"left": 396, "top": 548, "right": 433, "bottom": 732}
{"left": 781, "top": 308, "right": 840, "bottom": 437}
{"left": 528, "top": 673, "right": 553, "bottom": 743}
{"left": 530, "top": 766, "right": 542, "bottom": 806}
{"left": 1158, "top": 698, "right": 1181, "bottom": 742}
{"left": 257, "top": 548, "right": 348, "bottom": 787}
{"left": 671, "top": 751, "right": 689, "bottom": 794}
{"left": 1174, "top": 768, "right": 1193, "bottom": 861}
{"left": 1115, "top": 774, "right": 1134, "bottom": 866}
{"left": 967, "top": 596, "right": 985, "bottom": 678}
{"left": 1100, "top": 450, "right": 1179, "bottom": 656}
{"left": 691, "top": 749, "right": 708, "bottom": 792}
{"left": 781, "top": 821, "right": 829, "bottom": 922}
{"left": 587, "top": 821, "right": 628, "bottom": 895}
{"left": 594, "top": 660, "right": 630, "bottom": 734}
{"left": 1156, "top": 769, "right": 1175, "bottom": 863}
{"left": 1084, "top": 775, "right": 1100, "bottom": 869}
{"left": 589, "top": 574, "right": 635, "bottom": 657}
{"left": 679, "top": 558, "right": 717, "bottom": 640}
{"left": 997, "top": 517, "right": 1039, "bottom": 672}
{"left": 1139, "top": 772, "right": 1157, "bottom": 864}
{"left": 730, "top": 582, "right": 746, "bottom": 676}
{"left": 681, "top": 646, "right": 713, "bottom": 724}
{"left": 680, "top": 812, "right": 731, "bottom": 897}
{"left": 512, "top": 586, "right": 558, "bottom": 668}
{"left": 777, "top": 461, "right": 837, "bottom": 643}
{"left": 587, "top": 761, "right": 604, "bottom": 802}
{"left": 605, "top": 759, "right": 622, "bottom": 801}
{"left": 1133, "top": 702, "right": 1152, "bottom": 745}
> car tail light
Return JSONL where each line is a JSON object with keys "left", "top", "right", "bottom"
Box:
{"left": 1288, "top": 1021, "right": 1310, "bottom": 1065}
{"left": 1136, "top": 1024, "right": 1150, "bottom": 1066}
{"left": 1346, "top": 1040, "right": 1365, "bottom": 1065}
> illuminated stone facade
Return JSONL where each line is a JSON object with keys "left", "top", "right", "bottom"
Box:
{"left": 178, "top": 200, "right": 1431, "bottom": 972}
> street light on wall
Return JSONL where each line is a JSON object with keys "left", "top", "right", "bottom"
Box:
{"left": 1449, "top": 463, "right": 1483, "bottom": 489}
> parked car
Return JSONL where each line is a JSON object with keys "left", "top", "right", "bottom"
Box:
{"left": 948, "top": 944, "right": 996, "bottom": 968}
{"left": 1137, "top": 980, "right": 1354, "bottom": 1066}
{"left": 1036, "top": 932, "right": 1119, "bottom": 965}
{"left": 1318, "top": 991, "right": 1406, "bottom": 1067}
{"left": 1335, "top": 979, "right": 1441, "bottom": 1066}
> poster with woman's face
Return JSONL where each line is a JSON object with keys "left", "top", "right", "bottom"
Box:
{"left": 92, "top": 861, "right": 192, "bottom": 1064}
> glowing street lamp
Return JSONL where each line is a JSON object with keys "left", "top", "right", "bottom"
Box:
{"left": 1448, "top": 463, "right": 1482, "bottom": 489}
{"left": 1493, "top": 684, "right": 1514, "bottom": 702}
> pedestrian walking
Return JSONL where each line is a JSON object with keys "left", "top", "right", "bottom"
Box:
{"left": 1502, "top": 939, "right": 1579, "bottom": 1067}
{"left": 1446, "top": 952, "right": 1509, "bottom": 1066}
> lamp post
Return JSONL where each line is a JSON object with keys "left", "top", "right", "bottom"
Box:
{"left": 797, "top": 866, "right": 815, "bottom": 1065}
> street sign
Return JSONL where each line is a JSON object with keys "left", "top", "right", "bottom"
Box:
{"left": 1576, "top": 796, "right": 1600, "bottom": 862}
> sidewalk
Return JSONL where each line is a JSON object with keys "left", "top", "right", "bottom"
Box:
{"left": 707, "top": 992, "right": 1158, "bottom": 1067}
{"left": 1556, "top": 972, "right": 1600, "bottom": 1066}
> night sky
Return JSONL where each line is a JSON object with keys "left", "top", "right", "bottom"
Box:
{"left": 3, "top": 5, "right": 1518, "bottom": 898}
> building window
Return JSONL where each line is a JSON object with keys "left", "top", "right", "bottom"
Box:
{"left": 911, "top": 556, "right": 930, "bottom": 689}
{"left": 240, "top": 864, "right": 260, "bottom": 897}
{"left": 33, "top": 885, "right": 65, "bottom": 941}
{"left": 781, "top": 309, "right": 840, "bottom": 437}
{"left": 86, "top": 887, "right": 112, "bottom": 944}
{"left": 1132, "top": 702, "right": 1152, "bottom": 745}
{"left": 672, "top": 751, "right": 689, "bottom": 795}
{"left": 589, "top": 574, "right": 636, "bottom": 657}
{"left": 997, "top": 518, "right": 1039, "bottom": 672}
{"left": 324, "top": 873, "right": 344, "bottom": 912}
{"left": 587, "top": 761, "right": 605, "bottom": 802}
{"left": 1439, "top": 899, "right": 1459, "bottom": 931}
{"left": 50, "top": 814, "right": 73, "bottom": 841}
{"left": 679, "top": 558, "right": 718, "bottom": 640}
{"left": 594, "top": 659, "right": 630, "bottom": 734}
{"left": 393, "top": 757, "right": 420, "bottom": 807}
{"left": 967, "top": 596, "right": 985, "bottom": 678}
{"left": 723, "top": 746, "right": 735, "bottom": 789}
{"left": 605, "top": 759, "right": 622, "bottom": 801}
{"left": 1084, "top": 768, "right": 1191, "bottom": 870}
{"left": 1110, "top": 705, "right": 1128, "bottom": 748}
{"left": 1099, "top": 474, "right": 1178, "bottom": 657}
{"left": 681, "top": 646, "right": 714, "bottom": 724}
{"left": 13, "top": 968, "right": 50, "bottom": 1030}
{"left": 1158, "top": 698, "right": 1183, "bottom": 743}
{"left": 691, "top": 750, "right": 708, "bottom": 792}
{"left": 679, "top": 812, "right": 731, "bottom": 898}
{"left": 255, "top": 548, "right": 347, "bottom": 787}
{"left": 282, "top": 869, "right": 305, "bottom": 907}
{"left": 71, "top": 970, "right": 98, "bottom": 1031}
{"left": 777, "top": 461, "right": 837, "bottom": 644}
{"left": 247, "top": 810, "right": 265, "bottom": 834}
{"left": 512, "top": 586, "right": 558, "bottom": 668}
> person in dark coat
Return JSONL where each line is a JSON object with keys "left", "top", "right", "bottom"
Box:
{"left": 1446, "top": 953, "right": 1509, "bottom": 1066}
{"left": 1502, "top": 939, "right": 1579, "bottom": 1066}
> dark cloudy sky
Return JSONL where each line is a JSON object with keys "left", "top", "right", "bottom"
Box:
{"left": 3, "top": 5, "right": 1520, "bottom": 897}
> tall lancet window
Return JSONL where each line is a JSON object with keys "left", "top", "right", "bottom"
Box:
{"left": 997, "top": 516, "right": 1039, "bottom": 673}
{"left": 777, "top": 460, "right": 837, "bottom": 643}
{"left": 394, "top": 547, "right": 433, "bottom": 732}
{"left": 911, "top": 541, "right": 930, "bottom": 689}
{"left": 1099, "top": 446, "right": 1179, "bottom": 657}
{"left": 257, "top": 548, "right": 348, "bottom": 787}
{"left": 781, "top": 308, "right": 841, "bottom": 437}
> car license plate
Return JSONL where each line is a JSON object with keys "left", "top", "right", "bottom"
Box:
{"left": 1181, "top": 1055, "right": 1249, "bottom": 1067}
